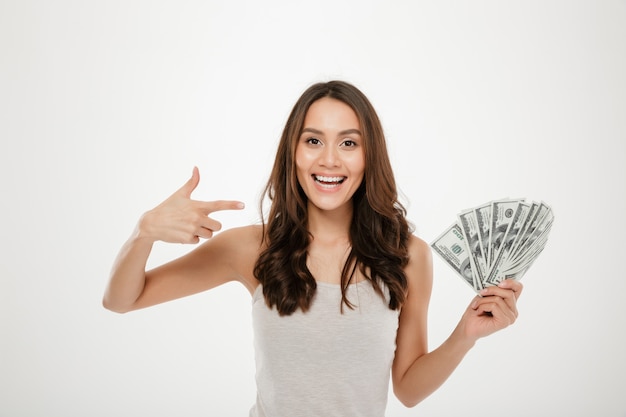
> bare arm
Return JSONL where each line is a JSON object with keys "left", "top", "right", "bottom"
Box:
{"left": 103, "top": 227, "right": 155, "bottom": 312}
{"left": 102, "top": 167, "right": 246, "bottom": 313}
{"left": 391, "top": 235, "right": 522, "bottom": 407}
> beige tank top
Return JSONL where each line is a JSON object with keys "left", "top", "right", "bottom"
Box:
{"left": 249, "top": 280, "right": 400, "bottom": 417}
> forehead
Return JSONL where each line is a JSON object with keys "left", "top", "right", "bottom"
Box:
{"left": 303, "top": 97, "right": 361, "bottom": 130}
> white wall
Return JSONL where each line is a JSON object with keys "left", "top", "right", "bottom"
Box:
{"left": 1, "top": 1, "right": 625, "bottom": 416}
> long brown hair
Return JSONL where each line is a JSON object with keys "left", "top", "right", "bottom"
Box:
{"left": 254, "top": 80, "right": 411, "bottom": 315}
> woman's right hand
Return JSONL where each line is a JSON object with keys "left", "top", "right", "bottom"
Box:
{"left": 138, "top": 167, "right": 245, "bottom": 244}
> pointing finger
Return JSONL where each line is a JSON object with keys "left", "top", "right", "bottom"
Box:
{"left": 198, "top": 200, "right": 246, "bottom": 214}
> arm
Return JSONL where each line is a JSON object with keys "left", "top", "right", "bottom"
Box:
{"left": 102, "top": 167, "right": 247, "bottom": 313}
{"left": 391, "top": 235, "right": 522, "bottom": 407}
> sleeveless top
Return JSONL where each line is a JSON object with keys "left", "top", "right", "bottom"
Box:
{"left": 249, "top": 280, "right": 400, "bottom": 417}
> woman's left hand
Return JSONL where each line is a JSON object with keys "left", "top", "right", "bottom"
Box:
{"left": 459, "top": 279, "right": 523, "bottom": 342}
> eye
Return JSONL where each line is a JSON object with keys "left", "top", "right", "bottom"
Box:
{"left": 306, "top": 137, "right": 321, "bottom": 145}
{"left": 341, "top": 139, "right": 358, "bottom": 147}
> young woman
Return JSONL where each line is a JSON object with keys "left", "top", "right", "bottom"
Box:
{"left": 103, "top": 80, "right": 522, "bottom": 416}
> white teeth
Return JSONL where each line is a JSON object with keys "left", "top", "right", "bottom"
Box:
{"left": 315, "top": 175, "right": 344, "bottom": 183}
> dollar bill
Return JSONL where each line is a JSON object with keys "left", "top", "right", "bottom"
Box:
{"left": 431, "top": 198, "right": 553, "bottom": 292}
{"left": 511, "top": 203, "right": 554, "bottom": 263}
{"left": 488, "top": 199, "right": 524, "bottom": 270}
{"left": 431, "top": 222, "right": 480, "bottom": 292}
{"left": 458, "top": 209, "right": 488, "bottom": 290}
{"left": 484, "top": 201, "right": 531, "bottom": 286}
{"left": 474, "top": 202, "right": 493, "bottom": 265}
{"left": 506, "top": 201, "right": 539, "bottom": 262}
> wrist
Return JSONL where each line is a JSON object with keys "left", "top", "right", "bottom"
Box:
{"left": 135, "top": 211, "right": 159, "bottom": 243}
{"left": 448, "top": 321, "right": 478, "bottom": 353}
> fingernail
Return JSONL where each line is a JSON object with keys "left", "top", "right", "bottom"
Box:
{"left": 479, "top": 288, "right": 489, "bottom": 296}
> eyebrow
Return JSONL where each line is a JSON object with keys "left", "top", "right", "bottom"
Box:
{"left": 301, "top": 127, "right": 362, "bottom": 136}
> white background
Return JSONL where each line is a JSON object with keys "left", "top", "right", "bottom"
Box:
{"left": 1, "top": 1, "right": 625, "bottom": 416}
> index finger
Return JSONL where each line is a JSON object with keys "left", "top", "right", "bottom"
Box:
{"left": 497, "top": 278, "right": 523, "bottom": 300}
{"left": 478, "top": 281, "right": 522, "bottom": 304}
{"left": 197, "top": 200, "right": 246, "bottom": 214}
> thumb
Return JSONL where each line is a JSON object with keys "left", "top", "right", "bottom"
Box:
{"left": 177, "top": 166, "right": 200, "bottom": 198}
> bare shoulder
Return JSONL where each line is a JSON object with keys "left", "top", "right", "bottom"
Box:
{"left": 198, "top": 224, "right": 264, "bottom": 292}
{"left": 407, "top": 233, "right": 432, "bottom": 258}
{"left": 406, "top": 234, "right": 433, "bottom": 279}
{"left": 211, "top": 223, "right": 264, "bottom": 249}
{"left": 403, "top": 234, "right": 434, "bottom": 304}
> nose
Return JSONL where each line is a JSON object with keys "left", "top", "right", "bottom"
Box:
{"left": 319, "top": 145, "right": 340, "bottom": 167}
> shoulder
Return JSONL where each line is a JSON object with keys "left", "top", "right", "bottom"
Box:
{"left": 404, "top": 234, "right": 433, "bottom": 300}
{"left": 202, "top": 224, "right": 264, "bottom": 292}
{"left": 406, "top": 234, "right": 433, "bottom": 273}
{"left": 214, "top": 224, "right": 264, "bottom": 247}
{"left": 200, "top": 223, "right": 264, "bottom": 264}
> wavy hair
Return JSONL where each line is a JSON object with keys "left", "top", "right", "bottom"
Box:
{"left": 254, "top": 80, "right": 411, "bottom": 316}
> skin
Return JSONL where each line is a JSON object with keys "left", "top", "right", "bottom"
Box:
{"left": 103, "top": 97, "right": 522, "bottom": 408}
{"left": 296, "top": 98, "right": 366, "bottom": 279}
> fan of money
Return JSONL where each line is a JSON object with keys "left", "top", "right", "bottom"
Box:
{"left": 431, "top": 198, "right": 553, "bottom": 293}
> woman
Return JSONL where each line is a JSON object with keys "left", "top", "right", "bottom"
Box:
{"left": 103, "top": 80, "right": 522, "bottom": 416}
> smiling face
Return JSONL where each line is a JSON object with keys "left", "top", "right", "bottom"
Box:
{"left": 295, "top": 97, "right": 365, "bottom": 215}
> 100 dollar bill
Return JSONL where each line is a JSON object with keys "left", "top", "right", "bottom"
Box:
{"left": 431, "top": 222, "right": 482, "bottom": 292}
{"left": 432, "top": 198, "right": 553, "bottom": 292}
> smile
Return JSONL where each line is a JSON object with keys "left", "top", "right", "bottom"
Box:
{"left": 313, "top": 175, "right": 346, "bottom": 188}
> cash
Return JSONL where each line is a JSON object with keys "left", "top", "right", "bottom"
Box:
{"left": 431, "top": 198, "right": 553, "bottom": 293}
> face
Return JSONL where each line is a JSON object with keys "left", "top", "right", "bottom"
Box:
{"left": 295, "top": 97, "right": 365, "bottom": 214}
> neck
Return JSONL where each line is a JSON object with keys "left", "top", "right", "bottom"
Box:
{"left": 306, "top": 202, "right": 353, "bottom": 243}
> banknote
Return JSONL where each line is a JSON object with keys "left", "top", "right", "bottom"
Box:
{"left": 488, "top": 199, "right": 524, "bottom": 270}
{"left": 431, "top": 222, "right": 479, "bottom": 291}
{"left": 431, "top": 198, "right": 553, "bottom": 293}
{"left": 484, "top": 201, "right": 532, "bottom": 286}
{"left": 458, "top": 209, "right": 488, "bottom": 290}
{"left": 474, "top": 202, "right": 493, "bottom": 265}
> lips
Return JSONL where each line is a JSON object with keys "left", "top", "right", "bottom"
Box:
{"left": 313, "top": 174, "right": 346, "bottom": 188}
